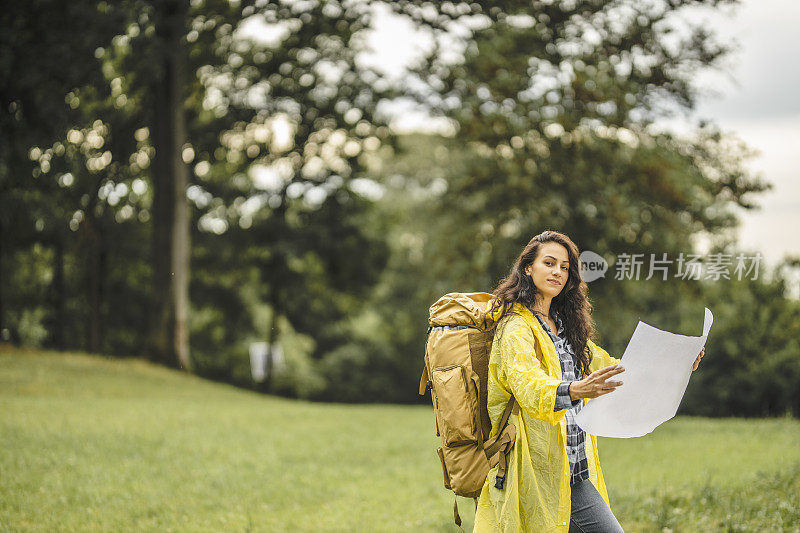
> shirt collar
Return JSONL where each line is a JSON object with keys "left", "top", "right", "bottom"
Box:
{"left": 533, "top": 310, "right": 563, "bottom": 336}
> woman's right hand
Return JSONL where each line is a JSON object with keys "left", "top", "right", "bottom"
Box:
{"left": 569, "top": 364, "right": 625, "bottom": 401}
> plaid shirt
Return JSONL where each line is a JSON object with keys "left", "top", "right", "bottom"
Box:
{"left": 533, "top": 312, "right": 589, "bottom": 485}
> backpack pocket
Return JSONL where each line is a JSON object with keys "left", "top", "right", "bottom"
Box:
{"left": 431, "top": 364, "right": 479, "bottom": 446}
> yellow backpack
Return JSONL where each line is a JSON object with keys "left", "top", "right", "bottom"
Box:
{"left": 419, "top": 292, "right": 518, "bottom": 530}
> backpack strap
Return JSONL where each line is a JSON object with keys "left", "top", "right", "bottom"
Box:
{"left": 489, "top": 427, "right": 515, "bottom": 489}
{"left": 483, "top": 395, "right": 519, "bottom": 490}
{"left": 483, "top": 395, "right": 517, "bottom": 453}
{"left": 498, "top": 394, "right": 518, "bottom": 428}
{"left": 453, "top": 495, "right": 465, "bottom": 532}
{"left": 418, "top": 364, "right": 430, "bottom": 396}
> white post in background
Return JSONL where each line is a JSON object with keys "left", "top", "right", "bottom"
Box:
{"left": 250, "top": 342, "right": 285, "bottom": 384}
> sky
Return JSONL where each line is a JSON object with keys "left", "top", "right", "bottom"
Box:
{"left": 363, "top": 0, "right": 800, "bottom": 271}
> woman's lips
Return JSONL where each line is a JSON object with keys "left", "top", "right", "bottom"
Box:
{"left": 547, "top": 279, "right": 561, "bottom": 286}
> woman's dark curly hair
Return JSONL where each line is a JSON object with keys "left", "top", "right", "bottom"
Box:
{"left": 487, "top": 230, "right": 595, "bottom": 378}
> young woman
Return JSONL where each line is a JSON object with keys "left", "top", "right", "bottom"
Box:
{"left": 473, "top": 230, "right": 704, "bottom": 532}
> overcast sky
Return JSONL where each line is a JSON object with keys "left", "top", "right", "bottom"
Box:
{"left": 364, "top": 0, "right": 800, "bottom": 270}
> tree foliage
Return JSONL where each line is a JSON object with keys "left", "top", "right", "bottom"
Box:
{"left": 1, "top": 0, "right": 393, "bottom": 397}
{"left": 1, "top": 0, "right": 797, "bottom": 415}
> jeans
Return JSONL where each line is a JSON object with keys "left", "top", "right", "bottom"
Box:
{"left": 569, "top": 479, "right": 624, "bottom": 533}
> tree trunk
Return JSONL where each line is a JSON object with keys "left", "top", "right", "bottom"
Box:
{"left": 0, "top": 217, "right": 4, "bottom": 341}
{"left": 85, "top": 217, "right": 105, "bottom": 353}
{"left": 149, "top": 0, "right": 191, "bottom": 370}
{"left": 52, "top": 236, "right": 66, "bottom": 350}
{"left": 264, "top": 299, "right": 279, "bottom": 391}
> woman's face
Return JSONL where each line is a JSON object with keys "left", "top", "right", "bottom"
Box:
{"left": 525, "top": 242, "right": 570, "bottom": 299}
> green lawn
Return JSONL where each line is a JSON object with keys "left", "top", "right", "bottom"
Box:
{"left": 1, "top": 348, "right": 798, "bottom": 532}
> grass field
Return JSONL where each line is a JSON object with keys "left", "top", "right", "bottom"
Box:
{"left": 1, "top": 347, "right": 799, "bottom": 532}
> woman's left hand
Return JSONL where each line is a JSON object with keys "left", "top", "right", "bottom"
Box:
{"left": 692, "top": 347, "right": 705, "bottom": 372}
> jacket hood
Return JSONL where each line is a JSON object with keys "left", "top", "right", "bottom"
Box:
{"left": 485, "top": 299, "right": 534, "bottom": 324}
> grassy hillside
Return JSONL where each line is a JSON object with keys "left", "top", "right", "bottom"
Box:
{"left": 1, "top": 347, "right": 798, "bottom": 532}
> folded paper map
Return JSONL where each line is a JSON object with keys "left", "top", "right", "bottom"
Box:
{"left": 575, "top": 308, "right": 713, "bottom": 438}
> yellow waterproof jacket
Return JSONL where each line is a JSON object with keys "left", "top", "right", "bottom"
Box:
{"left": 474, "top": 303, "right": 621, "bottom": 532}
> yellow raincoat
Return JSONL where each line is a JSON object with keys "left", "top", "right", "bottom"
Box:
{"left": 474, "top": 302, "right": 621, "bottom": 532}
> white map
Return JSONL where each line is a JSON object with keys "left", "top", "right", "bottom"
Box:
{"left": 574, "top": 308, "right": 713, "bottom": 438}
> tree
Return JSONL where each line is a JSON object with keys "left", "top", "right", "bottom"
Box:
{"left": 388, "top": 0, "right": 768, "bottom": 290}
{"left": 166, "top": 0, "right": 395, "bottom": 383}
{"left": 681, "top": 257, "right": 800, "bottom": 417}
{"left": 148, "top": 0, "right": 192, "bottom": 369}
{"left": 325, "top": 0, "right": 777, "bottom": 404}
{"left": 0, "top": 1, "right": 126, "bottom": 347}
{"left": 2, "top": 0, "right": 394, "bottom": 387}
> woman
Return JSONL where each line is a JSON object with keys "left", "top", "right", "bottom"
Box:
{"left": 473, "top": 230, "right": 704, "bottom": 532}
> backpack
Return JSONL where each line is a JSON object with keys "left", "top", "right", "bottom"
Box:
{"left": 419, "top": 292, "right": 518, "bottom": 530}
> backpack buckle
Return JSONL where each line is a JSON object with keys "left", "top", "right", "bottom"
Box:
{"left": 494, "top": 475, "right": 505, "bottom": 490}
